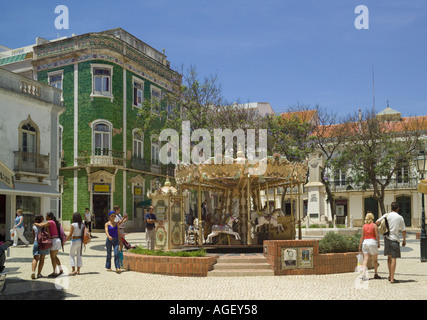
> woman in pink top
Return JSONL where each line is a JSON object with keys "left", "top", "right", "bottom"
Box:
{"left": 34, "top": 212, "right": 64, "bottom": 277}
{"left": 358, "top": 212, "right": 381, "bottom": 280}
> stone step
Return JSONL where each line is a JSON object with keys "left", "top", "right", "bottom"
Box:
{"left": 207, "top": 254, "right": 274, "bottom": 277}
{"left": 213, "top": 262, "right": 272, "bottom": 270}
{"left": 215, "top": 256, "right": 268, "bottom": 264}
{"left": 208, "top": 269, "right": 274, "bottom": 277}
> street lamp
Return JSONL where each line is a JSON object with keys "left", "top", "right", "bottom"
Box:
{"left": 414, "top": 150, "right": 427, "bottom": 262}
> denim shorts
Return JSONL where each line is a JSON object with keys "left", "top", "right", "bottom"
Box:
{"left": 32, "top": 241, "right": 50, "bottom": 256}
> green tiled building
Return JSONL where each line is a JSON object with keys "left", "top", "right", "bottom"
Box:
{"left": 31, "top": 28, "right": 180, "bottom": 230}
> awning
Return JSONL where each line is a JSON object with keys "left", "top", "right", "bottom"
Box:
{"left": 0, "top": 181, "right": 61, "bottom": 198}
{"left": 0, "top": 53, "right": 27, "bottom": 66}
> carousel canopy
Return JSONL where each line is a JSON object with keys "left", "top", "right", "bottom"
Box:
{"left": 175, "top": 146, "right": 307, "bottom": 192}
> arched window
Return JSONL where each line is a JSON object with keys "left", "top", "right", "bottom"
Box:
{"left": 92, "top": 121, "right": 112, "bottom": 156}
{"left": 19, "top": 116, "right": 39, "bottom": 155}
{"left": 151, "top": 135, "right": 159, "bottom": 165}
{"left": 133, "top": 130, "right": 144, "bottom": 159}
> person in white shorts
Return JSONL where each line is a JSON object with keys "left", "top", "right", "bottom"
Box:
{"left": 358, "top": 212, "right": 381, "bottom": 280}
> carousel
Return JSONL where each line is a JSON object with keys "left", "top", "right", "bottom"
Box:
{"left": 147, "top": 145, "right": 308, "bottom": 250}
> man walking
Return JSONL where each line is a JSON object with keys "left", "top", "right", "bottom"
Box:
{"left": 144, "top": 206, "right": 158, "bottom": 250}
{"left": 376, "top": 202, "right": 406, "bottom": 283}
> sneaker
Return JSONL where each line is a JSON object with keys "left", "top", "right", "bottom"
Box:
{"left": 31, "top": 273, "right": 36, "bottom": 280}
{"left": 37, "top": 274, "right": 43, "bottom": 278}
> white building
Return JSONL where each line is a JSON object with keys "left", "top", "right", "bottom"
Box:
{"left": 0, "top": 68, "right": 65, "bottom": 242}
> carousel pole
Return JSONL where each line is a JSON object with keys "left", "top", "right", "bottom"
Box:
{"left": 198, "top": 181, "right": 203, "bottom": 245}
{"left": 266, "top": 181, "right": 270, "bottom": 214}
{"left": 298, "top": 183, "right": 302, "bottom": 240}
{"left": 290, "top": 177, "right": 294, "bottom": 239}
{"left": 247, "top": 174, "right": 252, "bottom": 245}
{"left": 274, "top": 187, "right": 277, "bottom": 209}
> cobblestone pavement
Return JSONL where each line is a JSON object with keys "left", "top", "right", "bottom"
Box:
{"left": 1, "top": 231, "right": 426, "bottom": 301}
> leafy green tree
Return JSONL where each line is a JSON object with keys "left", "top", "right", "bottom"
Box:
{"left": 338, "top": 108, "right": 425, "bottom": 215}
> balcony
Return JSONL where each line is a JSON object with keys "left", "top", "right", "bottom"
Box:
{"left": 77, "top": 149, "right": 124, "bottom": 167}
{"left": 329, "top": 178, "right": 419, "bottom": 192}
{"left": 131, "top": 156, "right": 175, "bottom": 177}
{"left": 14, "top": 151, "right": 50, "bottom": 176}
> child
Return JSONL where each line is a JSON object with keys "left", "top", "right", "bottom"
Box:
{"left": 31, "top": 215, "right": 50, "bottom": 279}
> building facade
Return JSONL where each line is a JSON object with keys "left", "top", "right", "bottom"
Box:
{"left": 0, "top": 68, "right": 64, "bottom": 241}
{"left": 2, "top": 28, "right": 181, "bottom": 231}
{"left": 276, "top": 107, "right": 427, "bottom": 228}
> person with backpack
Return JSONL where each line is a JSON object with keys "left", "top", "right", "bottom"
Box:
{"left": 64, "top": 212, "right": 85, "bottom": 275}
{"left": 31, "top": 215, "right": 50, "bottom": 279}
{"left": 376, "top": 202, "right": 407, "bottom": 284}
{"left": 34, "top": 212, "right": 64, "bottom": 278}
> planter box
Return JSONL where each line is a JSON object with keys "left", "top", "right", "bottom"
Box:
{"left": 264, "top": 240, "right": 374, "bottom": 276}
{"left": 122, "top": 252, "right": 218, "bottom": 277}
{"left": 301, "top": 228, "right": 360, "bottom": 237}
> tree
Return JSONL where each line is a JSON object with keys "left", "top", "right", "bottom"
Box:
{"left": 310, "top": 106, "right": 350, "bottom": 219}
{"left": 338, "top": 108, "right": 426, "bottom": 215}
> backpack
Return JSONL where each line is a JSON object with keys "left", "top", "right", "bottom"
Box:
{"left": 379, "top": 216, "right": 390, "bottom": 236}
{"left": 37, "top": 227, "right": 52, "bottom": 251}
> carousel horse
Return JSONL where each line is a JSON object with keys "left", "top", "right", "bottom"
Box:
{"left": 205, "top": 215, "right": 241, "bottom": 244}
{"left": 254, "top": 209, "right": 285, "bottom": 233}
{"left": 186, "top": 218, "right": 201, "bottom": 245}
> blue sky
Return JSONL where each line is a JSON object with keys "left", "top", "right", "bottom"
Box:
{"left": 1, "top": 0, "right": 426, "bottom": 118}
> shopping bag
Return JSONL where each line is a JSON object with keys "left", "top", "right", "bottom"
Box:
{"left": 356, "top": 253, "right": 363, "bottom": 266}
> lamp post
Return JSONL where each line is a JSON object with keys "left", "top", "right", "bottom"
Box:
{"left": 414, "top": 150, "right": 427, "bottom": 262}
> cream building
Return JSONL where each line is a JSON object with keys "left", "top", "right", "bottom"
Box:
{"left": 0, "top": 68, "right": 65, "bottom": 241}
{"left": 261, "top": 107, "right": 427, "bottom": 228}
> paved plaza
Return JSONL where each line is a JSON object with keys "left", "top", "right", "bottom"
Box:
{"left": 1, "top": 230, "right": 426, "bottom": 301}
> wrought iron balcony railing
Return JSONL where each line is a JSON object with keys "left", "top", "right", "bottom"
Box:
{"left": 131, "top": 156, "right": 175, "bottom": 177}
{"left": 328, "top": 178, "right": 419, "bottom": 192}
{"left": 77, "top": 149, "right": 124, "bottom": 167}
{"left": 14, "top": 151, "right": 50, "bottom": 175}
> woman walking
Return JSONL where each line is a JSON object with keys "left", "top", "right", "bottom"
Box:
{"left": 34, "top": 212, "right": 64, "bottom": 277}
{"left": 105, "top": 210, "right": 127, "bottom": 273}
{"left": 65, "top": 212, "right": 85, "bottom": 275}
{"left": 358, "top": 212, "right": 381, "bottom": 280}
{"left": 13, "top": 209, "right": 29, "bottom": 247}
{"left": 31, "top": 214, "right": 49, "bottom": 279}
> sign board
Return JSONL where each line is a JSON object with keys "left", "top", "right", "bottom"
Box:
{"left": 93, "top": 183, "right": 110, "bottom": 193}
{"left": 281, "top": 246, "right": 314, "bottom": 270}
{"left": 0, "top": 161, "right": 14, "bottom": 189}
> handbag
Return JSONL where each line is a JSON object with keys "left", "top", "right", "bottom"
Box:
{"left": 37, "top": 227, "right": 52, "bottom": 250}
{"left": 379, "top": 216, "right": 390, "bottom": 236}
{"left": 83, "top": 226, "right": 91, "bottom": 245}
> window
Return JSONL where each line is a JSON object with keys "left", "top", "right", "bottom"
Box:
{"left": 90, "top": 64, "right": 113, "bottom": 100}
{"left": 92, "top": 121, "right": 112, "bottom": 156}
{"left": 397, "top": 165, "right": 409, "bottom": 183}
{"left": 133, "top": 77, "right": 144, "bottom": 108}
{"left": 133, "top": 130, "right": 144, "bottom": 158}
{"left": 151, "top": 86, "right": 161, "bottom": 114}
{"left": 151, "top": 136, "right": 159, "bottom": 165}
{"left": 58, "top": 125, "right": 63, "bottom": 160}
{"left": 49, "top": 73, "right": 62, "bottom": 90}
{"left": 21, "top": 122, "right": 37, "bottom": 154}
{"left": 334, "top": 169, "right": 346, "bottom": 186}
